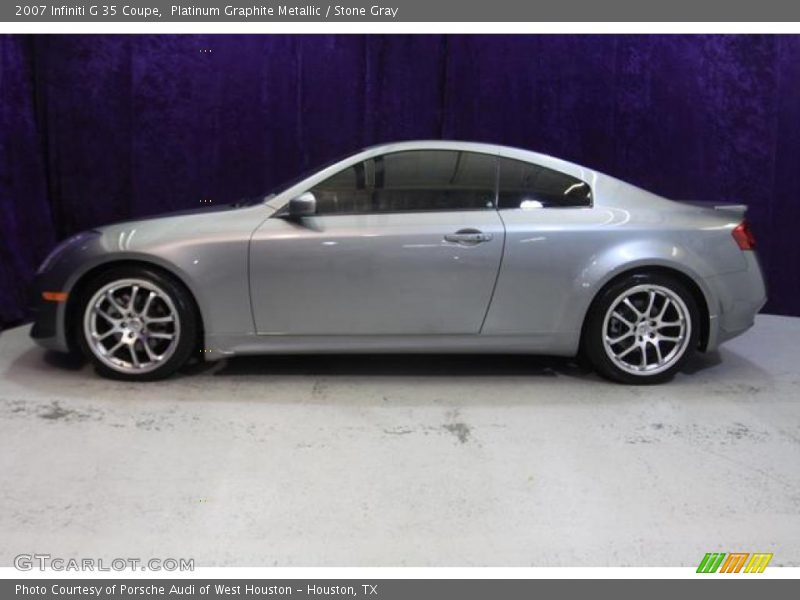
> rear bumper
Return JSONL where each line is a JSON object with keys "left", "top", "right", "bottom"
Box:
{"left": 704, "top": 252, "right": 767, "bottom": 351}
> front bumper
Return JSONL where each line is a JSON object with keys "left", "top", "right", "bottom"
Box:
{"left": 29, "top": 272, "right": 72, "bottom": 353}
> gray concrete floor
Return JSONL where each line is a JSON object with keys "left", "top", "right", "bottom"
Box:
{"left": 0, "top": 315, "right": 799, "bottom": 567}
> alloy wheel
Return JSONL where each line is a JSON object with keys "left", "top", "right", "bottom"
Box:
{"left": 83, "top": 278, "right": 181, "bottom": 374}
{"left": 601, "top": 284, "right": 691, "bottom": 376}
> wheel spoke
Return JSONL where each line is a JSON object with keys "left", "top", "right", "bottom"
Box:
{"left": 129, "top": 285, "right": 139, "bottom": 311}
{"left": 657, "top": 298, "right": 672, "bottom": 320}
{"left": 659, "top": 335, "right": 683, "bottom": 343}
{"left": 141, "top": 291, "right": 156, "bottom": 317}
{"left": 611, "top": 311, "right": 634, "bottom": 328}
{"left": 94, "top": 306, "right": 118, "bottom": 324}
{"left": 142, "top": 341, "right": 159, "bottom": 362}
{"left": 653, "top": 340, "right": 664, "bottom": 364}
{"left": 639, "top": 344, "right": 648, "bottom": 368}
{"left": 617, "top": 343, "right": 638, "bottom": 359}
{"left": 94, "top": 329, "right": 117, "bottom": 341}
{"left": 658, "top": 319, "right": 683, "bottom": 328}
{"left": 148, "top": 332, "right": 175, "bottom": 340}
{"left": 107, "top": 340, "right": 125, "bottom": 357}
{"left": 645, "top": 290, "right": 656, "bottom": 318}
{"left": 129, "top": 344, "right": 140, "bottom": 368}
{"left": 606, "top": 331, "right": 633, "bottom": 345}
{"left": 105, "top": 291, "right": 126, "bottom": 316}
{"left": 146, "top": 315, "right": 174, "bottom": 324}
{"left": 623, "top": 298, "right": 642, "bottom": 318}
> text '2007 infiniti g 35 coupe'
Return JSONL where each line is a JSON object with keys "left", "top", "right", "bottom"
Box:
{"left": 30, "top": 141, "right": 767, "bottom": 384}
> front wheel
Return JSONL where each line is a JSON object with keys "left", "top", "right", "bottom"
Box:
{"left": 76, "top": 267, "right": 199, "bottom": 381}
{"left": 583, "top": 273, "right": 700, "bottom": 384}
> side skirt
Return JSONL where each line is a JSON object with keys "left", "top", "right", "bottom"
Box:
{"left": 202, "top": 332, "right": 580, "bottom": 362}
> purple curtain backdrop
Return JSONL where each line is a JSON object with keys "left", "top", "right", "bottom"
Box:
{"left": 1, "top": 34, "right": 799, "bottom": 329}
{"left": 1, "top": 35, "right": 55, "bottom": 329}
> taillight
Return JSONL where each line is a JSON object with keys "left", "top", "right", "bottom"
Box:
{"left": 732, "top": 220, "right": 756, "bottom": 251}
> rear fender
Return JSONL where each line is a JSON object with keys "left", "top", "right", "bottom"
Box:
{"left": 574, "top": 239, "right": 719, "bottom": 320}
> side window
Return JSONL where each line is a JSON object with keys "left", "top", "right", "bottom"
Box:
{"left": 309, "top": 161, "right": 371, "bottom": 215}
{"left": 309, "top": 150, "right": 497, "bottom": 215}
{"left": 373, "top": 150, "right": 496, "bottom": 213}
{"left": 497, "top": 157, "right": 592, "bottom": 209}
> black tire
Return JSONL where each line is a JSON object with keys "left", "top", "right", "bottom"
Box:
{"left": 75, "top": 266, "right": 199, "bottom": 381}
{"left": 582, "top": 272, "right": 700, "bottom": 385}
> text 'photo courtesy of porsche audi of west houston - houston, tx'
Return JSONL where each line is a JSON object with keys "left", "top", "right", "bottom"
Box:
{"left": 29, "top": 141, "right": 766, "bottom": 384}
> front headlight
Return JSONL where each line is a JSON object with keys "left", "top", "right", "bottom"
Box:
{"left": 37, "top": 231, "right": 100, "bottom": 274}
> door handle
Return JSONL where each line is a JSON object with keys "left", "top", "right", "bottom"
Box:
{"left": 444, "top": 229, "right": 493, "bottom": 245}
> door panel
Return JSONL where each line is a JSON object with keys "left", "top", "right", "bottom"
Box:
{"left": 483, "top": 156, "right": 599, "bottom": 336}
{"left": 249, "top": 211, "right": 505, "bottom": 335}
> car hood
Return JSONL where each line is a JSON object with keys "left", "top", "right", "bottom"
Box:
{"left": 97, "top": 202, "right": 251, "bottom": 229}
{"left": 89, "top": 201, "right": 276, "bottom": 254}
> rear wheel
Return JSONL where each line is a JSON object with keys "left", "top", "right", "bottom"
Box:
{"left": 77, "top": 267, "right": 198, "bottom": 381}
{"left": 583, "top": 273, "right": 699, "bottom": 384}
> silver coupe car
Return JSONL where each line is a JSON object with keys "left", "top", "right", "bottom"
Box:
{"left": 30, "top": 141, "right": 766, "bottom": 384}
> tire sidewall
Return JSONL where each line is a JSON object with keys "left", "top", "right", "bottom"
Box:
{"left": 76, "top": 266, "right": 198, "bottom": 381}
{"left": 584, "top": 273, "right": 700, "bottom": 385}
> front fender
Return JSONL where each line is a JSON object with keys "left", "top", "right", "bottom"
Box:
{"left": 33, "top": 219, "right": 255, "bottom": 353}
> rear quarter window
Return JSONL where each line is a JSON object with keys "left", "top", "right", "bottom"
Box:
{"left": 498, "top": 157, "right": 592, "bottom": 209}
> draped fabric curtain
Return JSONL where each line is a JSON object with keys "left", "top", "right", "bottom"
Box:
{"left": 0, "top": 35, "right": 54, "bottom": 328}
{"left": 1, "top": 34, "right": 799, "bottom": 328}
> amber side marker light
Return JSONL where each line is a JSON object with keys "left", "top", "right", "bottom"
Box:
{"left": 42, "top": 291, "right": 69, "bottom": 302}
{"left": 732, "top": 220, "right": 756, "bottom": 251}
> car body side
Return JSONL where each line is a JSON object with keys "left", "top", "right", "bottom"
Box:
{"left": 30, "top": 141, "right": 767, "bottom": 360}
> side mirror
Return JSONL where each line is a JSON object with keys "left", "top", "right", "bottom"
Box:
{"left": 288, "top": 192, "right": 316, "bottom": 218}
